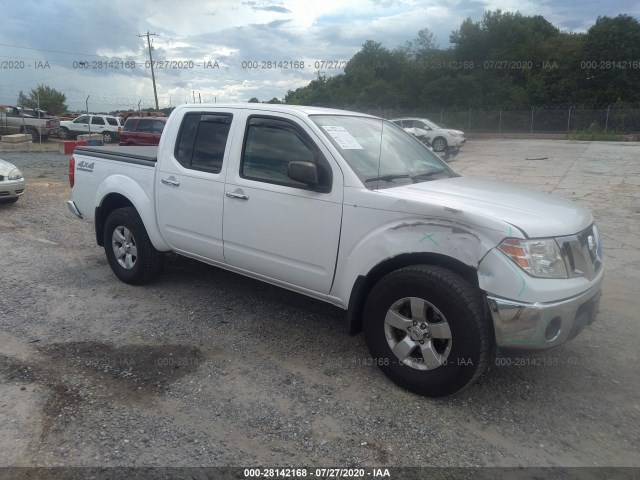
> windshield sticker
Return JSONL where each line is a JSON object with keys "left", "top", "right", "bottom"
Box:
{"left": 322, "top": 125, "right": 364, "bottom": 149}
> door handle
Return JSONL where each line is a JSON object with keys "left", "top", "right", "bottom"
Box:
{"left": 161, "top": 177, "right": 180, "bottom": 187}
{"left": 226, "top": 191, "right": 249, "bottom": 200}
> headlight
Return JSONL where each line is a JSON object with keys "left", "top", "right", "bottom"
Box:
{"left": 499, "top": 238, "right": 568, "bottom": 278}
{"left": 447, "top": 130, "right": 459, "bottom": 136}
{"left": 8, "top": 168, "right": 23, "bottom": 180}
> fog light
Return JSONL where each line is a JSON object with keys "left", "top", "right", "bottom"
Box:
{"left": 545, "top": 317, "right": 562, "bottom": 341}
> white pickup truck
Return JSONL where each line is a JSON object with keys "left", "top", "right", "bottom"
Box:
{"left": 67, "top": 104, "right": 603, "bottom": 397}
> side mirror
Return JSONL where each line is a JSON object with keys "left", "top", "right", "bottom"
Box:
{"left": 288, "top": 161, "right": 318, "bottom": 186}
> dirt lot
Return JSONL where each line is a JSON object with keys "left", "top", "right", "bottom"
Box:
{"left": 0, "top": 140, "right": 639, "bottom": 472}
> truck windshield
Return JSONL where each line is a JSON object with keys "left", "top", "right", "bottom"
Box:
{"left": 311, "top": 115, "right": 455, "bottom": 190}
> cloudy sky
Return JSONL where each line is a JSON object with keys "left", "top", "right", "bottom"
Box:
{"left": 1, "top": 0, "right": 638, "bottom": 112}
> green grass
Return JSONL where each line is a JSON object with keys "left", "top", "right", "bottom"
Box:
{"left": 566, "top": 130, "right": 625, "bottom": 141}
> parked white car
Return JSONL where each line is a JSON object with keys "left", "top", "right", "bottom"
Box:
{"left": 390, "top": 117, "right": 465, "bottom": 152}
{"left": 60, "top": 114, "right": 122, "bottom": 144}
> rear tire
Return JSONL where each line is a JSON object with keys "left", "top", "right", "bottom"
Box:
{"left": 103, "top": 207, "right": 163, "bottom": 285}
{"left": 25, "top": 128, "right": 38, "bottom": 142}
{"left": 363, "top": 265, "right": 494, "bottom": 397}
{"left": 102, "top": 131, "right": 114, "bottom": 144}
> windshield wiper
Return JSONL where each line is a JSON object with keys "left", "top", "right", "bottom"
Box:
{"left": 364, "top": 174, "right": 411, "bottom": 183}
{"left": 410, "top": 169, "right": 448, "bottom": 181}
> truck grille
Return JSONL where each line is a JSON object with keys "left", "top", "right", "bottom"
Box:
{"left": 558, "top": 224, "right": 603, "bottom": 280}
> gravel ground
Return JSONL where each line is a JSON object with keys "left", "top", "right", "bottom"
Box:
{"left": 0, "top": 141, "right": 639, "bottom": 472}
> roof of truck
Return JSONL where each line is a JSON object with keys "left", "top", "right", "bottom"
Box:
{"left": 174, "top": 103, "right": 378, "bottom": 118}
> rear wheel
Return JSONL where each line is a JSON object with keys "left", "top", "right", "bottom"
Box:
{"left": 103, "top": 207, "right": 163, "bottom": 284}
{"left": 25, "top": 128, "right": 39, "bottom": 142}
{"left": 102, "top": 131, "right": 114, "bottom": 144}
{"left": 363, "top": 265, "right": 494, "bottom": 397}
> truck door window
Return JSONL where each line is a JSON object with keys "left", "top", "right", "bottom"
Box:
{"left": 107, "top": 117, "right": 119, "bottom": 126}
{"left": 174, "top": 113, "right": 232, "bottom": 174}
{"left": 241, "top": 116, "right": 331, "bottom": 190}
{"left": 91, "top": 117, "right": 105, "bottom": 125}
{"left": 75, "top": 116, "right": 90, "bottom": 124}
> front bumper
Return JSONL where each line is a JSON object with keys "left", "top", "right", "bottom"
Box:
{"left": 0, "top": 179, "right": 25, "bottom": 199}
{"left": 448, "top": 137, "right": 465, "bottom": 148}
{"left": 487, "top": 275, "right": 602, "bottom": 349}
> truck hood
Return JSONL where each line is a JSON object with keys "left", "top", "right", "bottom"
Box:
{"left": 391, "top": 176, "right": 593, "bottom": 238}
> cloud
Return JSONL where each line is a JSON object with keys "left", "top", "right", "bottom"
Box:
{"left": 241, "top": 1, "right": 291, "bottom": 14}
{"left": 1, "top": 0, "right": 638, "bottom": 110}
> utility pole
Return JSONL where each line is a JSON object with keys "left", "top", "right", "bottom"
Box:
{"left": 139, "top": 31, "right": 159, "bottom": 110}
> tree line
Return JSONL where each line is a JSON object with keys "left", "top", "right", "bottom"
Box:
{"left": 282, "top": 11, "right": 640, "bottom": 111}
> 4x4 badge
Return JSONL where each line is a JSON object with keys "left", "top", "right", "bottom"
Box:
{"left": 77, "top": 160, "right": 95, "bottom": 172}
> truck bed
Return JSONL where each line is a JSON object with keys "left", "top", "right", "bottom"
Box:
{"left": 74, "top": 145, "right": 158, "bottom": 166}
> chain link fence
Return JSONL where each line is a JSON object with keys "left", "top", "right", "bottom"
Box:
{"left": 366, "top": 106, "right": 640, "bottom": 135}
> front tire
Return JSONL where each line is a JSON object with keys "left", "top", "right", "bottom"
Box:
{"left": 60, "top": 127, "right": 71, "bottom": 140}
{"left": 432, "top": 137, "right": 447, "bottom": 152}
{"left": 103, "top": 207, "right": 163, "bottom": 285}
{"left": 363, "top": 265, "right": 494, "bottom": 397}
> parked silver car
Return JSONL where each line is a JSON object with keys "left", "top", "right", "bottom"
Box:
{"left": 0, "top": 158, "right": 25, "bottom": 203}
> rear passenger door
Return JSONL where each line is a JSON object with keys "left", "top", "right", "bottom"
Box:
{"left": 156, "top": 111, "right": 235, "bottom": 263}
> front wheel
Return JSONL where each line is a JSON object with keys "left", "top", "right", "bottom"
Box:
{"left": 432, "top": 137, "right": 447, "bottom": 152}
{"left": 103, "top": 207, "right": 163, "bottom": 285}
{"left": 60, "top": 127, "right": 71, "bottom": 140}
{"left": 363, "top": 265, "right": 494, "bottom": 397}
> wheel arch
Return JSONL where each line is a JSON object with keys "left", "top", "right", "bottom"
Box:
{"left": 95, "top": 193, "right": 134, "bottom": 246}
{"left": 94, "top": 184, "right": 169, "bottom": 251}
{"left": 346, "top": 252, "right": 479, "bottom": 335}
{"left": 20, "top": 125, "right": 38, "bottom": 136}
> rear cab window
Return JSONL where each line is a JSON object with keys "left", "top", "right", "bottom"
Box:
{"left": 174, "top": 113, "right": 233, "bottom": 174}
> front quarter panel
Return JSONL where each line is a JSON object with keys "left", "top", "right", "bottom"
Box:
{"left": 330, "top": 186, "right": 510, "bottom": 305}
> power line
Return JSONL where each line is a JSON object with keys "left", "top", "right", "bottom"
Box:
{"left": 0, "top": 42, "right": 115, "bottom": 58}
